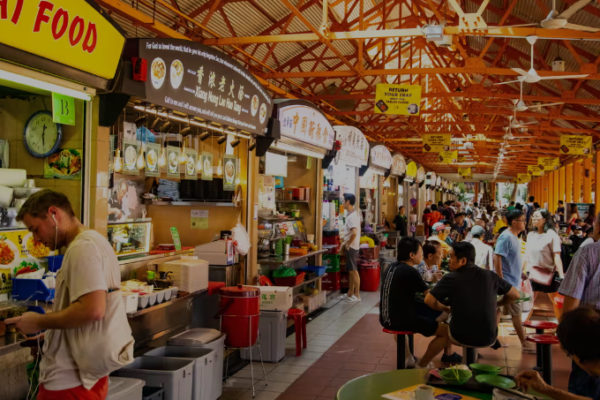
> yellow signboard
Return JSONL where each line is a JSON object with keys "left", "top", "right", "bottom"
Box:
{"left": 438, "top": 150, "right": 458, "bottom": 164}
{"left": 517, "top": 173, "right": 531, "bottom": 184}
{"left": 457, "top": 156, "right": 466, "bottom": 163}
{"left": 423, "top": 134, "right": 451, "bottom": 153}
{"left": 527, "top": 165, "right": 544, "bottom": 176}
{"left": 0, "top": 0, "right": 125, "bottom": 79}
{"left": 458, "top": 167, "right": 472, "bottom": 177}
{"left": 538, "top": 157, "right": 560, "bottom": 171}
{"left": 406, "top": 161, "right": 418, "bottom": 179}
{"left": 374, "top": 84, "right": 422, "bottom": 116}
{"left": 560, "top": 135, "right": 592, "bottom": 155}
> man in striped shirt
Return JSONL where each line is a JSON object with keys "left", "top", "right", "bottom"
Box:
{"left": 559, "top": 211, "right": 600, "bottom": 397}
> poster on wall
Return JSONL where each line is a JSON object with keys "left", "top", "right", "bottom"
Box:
{"left": 334, "top": 126, "right": 369, "bottom": 166}
{"left": 145, "top": 143, "right": 161, "bottom": 177}
{"left": 517, "top": 173, "right": 531, "bottom": 184}
{"left": 278, "top": 103, "right": 335, "bottom": 149}
{"left": 201, "top": 151, "right": 213, "bottom": 180}
{"left": 122, "top": 140, "right": 140, "bottom": 176}
{"left": 184, "top": 148, "right": 198, "bottom": 180}
{"left": 560, "top": 135, "right": 592, "bottom": 155}
{"left": 108, "top": 174, "right": 147, "bottom": 222}
{"left": 167, "top": 146, "right": 181, "bottom": 178}
{"left": 43, "top": 149, "right": 82, "bottom": 180}
{"left": 258, "top": 175, "right": 275, "bottom": 211}
{"left": 423, "top": 134, "right": 450, "bottom": 153}
{"left": 374, "top": 84, "right": 422, "bottom": 116}
{"left": 137, "top": 38, "right": 272, "bottom": 136}
{"left": 439, "top": 151, "right": 458, "bottom": 164}
{"left": 538, "top": 157, "right": 560, "bottom": 171}
{"left": 223, "top": 155, "right": 237, "bottom": 191}
{"left": 527, "top": 165, "right": 543, "bottom": 176}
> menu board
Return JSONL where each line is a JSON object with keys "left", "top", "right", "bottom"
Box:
{"left": 278, "top": 103, "right": 335, "bottom": 150}
{"left": 137, "top": 39, "right": 272, "bottom": 136}
{"left": 107, "top": 221, "right": 151, "bottom": 258}
{"left": 334, "top": 126, "right": 369, "bottom": 166}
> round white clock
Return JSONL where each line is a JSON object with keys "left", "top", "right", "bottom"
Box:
{"left": 23, "top": 111, "right": 62, "bottom": 158}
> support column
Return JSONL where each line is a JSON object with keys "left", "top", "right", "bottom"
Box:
{"left": 584, "top": 157, "right": 592, "bottom": 203}
{"left": 553, "top": 170, "right": 560, "bottom": 211}
{"left": 574, "top": 160, "right": 583, "bottom": 203}
{"left": 548, "top": 172, "right": 555, "bottom": 212}
{"left": 597, "top": 151, "right": 600, "bottom": 213}
{"left": 559, "top": 166, "right": 566, "bottom": 204}
{"left": 542, "top": 174, "right": 549, "bottom": 208}
{"left": 566, "top": 164, "right": 573, "bottom": 203}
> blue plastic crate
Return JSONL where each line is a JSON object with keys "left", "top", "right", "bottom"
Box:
{"left": 300, "top": 266, "right": 327, "bottom": 277}
{"left": 12, "top": 278, "right": 55, "bottom": 302}
{"left": 47, "top": 255, "right": 64, "bottom": 272}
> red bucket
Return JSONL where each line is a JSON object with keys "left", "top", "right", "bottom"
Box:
{"left": 220, "top": 285, "right": 260, "bottom": 348}
{"left": 359, "top": 263, "right": 381, "bottom": 292}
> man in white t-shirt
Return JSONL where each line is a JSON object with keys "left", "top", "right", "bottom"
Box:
{"left": 6, "top": 190, "right": 133, "bottom": 400}
{"left": 470, "top": 226, "right": 494, "bottom": 270}
{"left": 341, "top": 193, "right": 361, "bottom": 303}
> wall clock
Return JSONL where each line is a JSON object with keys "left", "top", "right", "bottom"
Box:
{"left": 23, "top": 111, "right": 63, "bottom": 158}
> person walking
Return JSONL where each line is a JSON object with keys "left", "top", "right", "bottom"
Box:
{"left": 494, "top": 209, "right": 536, "bottom": 353}
{"left": 341, "top": 193, "right": 361, "bottom": 303}
{"left": 5, "top": 190, "right": 134, "bottom": 400}
{"left": 556, "top": 200, "right": 565, "bottom": 224}
{"left": 470, "top": 226, "right": 494, "bottom": 270}
{"left": 525, "top": 196, "right": 535, "bottom": 227}
{"left": 393, "top": 206, "right": 408, "bottom": 237}
{"left": 523, "top": 209, "right": 564, "bottom": 322}
{"left": 559, "top": 210, "right": 600, "bottom": 397}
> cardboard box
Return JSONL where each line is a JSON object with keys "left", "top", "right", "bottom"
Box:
{"left": 252, "top": 286, "right": 293, "bottom": 311}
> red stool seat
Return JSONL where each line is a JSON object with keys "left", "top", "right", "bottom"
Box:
{"left": 382, "top": 329, "right": 415, "bottom": 369}
{"left": 383, "top": 329, "right": 415, "bottom": 335}
{"left": 526, "top": 334, "right": 560, "bottom": 345}
{"left": 554, "top": 295, "right": 564, "bottom": 309}
{"left": 288, "top": 308, "right": 307, "bottom": 357}
{"left": 523, "top": 321, "right": 557, "bottom": 330}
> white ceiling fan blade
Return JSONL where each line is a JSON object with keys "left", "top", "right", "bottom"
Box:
{"left": 558, "top": 0, "right": 592, "bottom": 20}
{"left": 486, "top": 23, "right": 539, "bottom": 29}
{"left": 540, "top": 74, "right": 589, "bottom": 80}
{"left": 537, "top": 102, "right": 565, "bottom": 107}
{"left": 494, "top": 80, "right": 521, "bottom": 85}
{"left": 511, "top": 68, "right": 529, "bottom": 77}
{"left": 562, "top": 22, "right": 600, "bottom": 32}
{"left": 519, "top": 122, "right": 539, "bottom": 125}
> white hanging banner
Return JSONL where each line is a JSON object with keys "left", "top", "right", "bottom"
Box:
{"left": 278, "top": 104, "right": 335, "bottom": 150}
{"left": 370, "top": 144, "right": 392, "bottom": 170}
{"left": 390, "top": 153, "right": 407, "bottom": 177}
{"left": 334, "top": 126, "right": 369, "bottom": 166}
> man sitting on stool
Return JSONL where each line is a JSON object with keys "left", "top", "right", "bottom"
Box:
{"left": 415, "top": 242, "right": 520, "bottom": 369}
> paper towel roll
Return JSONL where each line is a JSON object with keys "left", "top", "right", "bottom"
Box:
{"left": 415, "top": 385, "right": 434, "bottom": 400}
{"left": 0, "top": 185, "right": 14, "bottom": 208}
{"left": 0, "top": 169, "right": 27, "bottom": 188}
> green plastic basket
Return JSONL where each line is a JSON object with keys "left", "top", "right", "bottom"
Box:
{"left": 439, "top": 368, "right": 472, "bottom": 385}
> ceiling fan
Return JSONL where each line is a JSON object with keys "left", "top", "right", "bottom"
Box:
{"left": 541, "top": 0, "right": 600, "bottom": 32}
{"left": 488, "top": 77, "right": 564, "bottom": 111}
{"left": 508, "top": 111, "right": 538, "bottom": 130}
{"left": 494, "top": 36, "right": 588, "bottom": 84}
{"left": 447, "top": 0, "right": 537, "bottom": 30}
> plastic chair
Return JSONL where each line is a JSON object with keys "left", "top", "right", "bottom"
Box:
{"left": 288, "top": 308, "right": 307, "bottom": 356}
{"left": 526, "top": 334, "right": 560, "bottom": 385}
{"left": 382, "top": 329, "right": 415, "bottom": 369}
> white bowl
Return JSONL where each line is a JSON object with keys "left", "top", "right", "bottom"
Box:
{"left": 162, "top": 289, "right": 172, "bottom": 301}
{"left": 138, "top": 296, "right": 149, "bottom": 309}
{"left": 147, "top": 292, "right": 158, "bottom": 306}
{"left": 156, "top": 290, "right": 165, "bottom": 304}
{"left": 171, "top": 287, "right": 179, "bottom": 298}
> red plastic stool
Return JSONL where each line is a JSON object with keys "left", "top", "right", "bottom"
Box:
{"left": 288, "top": 308, "right": 307, "bottom": 356}
{"left": 526, "top": 334, "right": 559, "bottom": 385}
{"left": 383, "top": 329, "right": 415, "bottom": 369}
{"left": 554, "top": 295, "right": 564, "bottom": 309}
{"left": 524, "top": 321, "right": 557, "bottom": 372}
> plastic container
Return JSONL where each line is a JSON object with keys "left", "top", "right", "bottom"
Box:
{"left": 322, "top": 271, "right": 340, "bottom": 291}
{"left": 11, "top": 278, "right": 54, "bottom": 302}
{"left": 300, "top": 266, "right": 327, "bottom": 277}
{"left": 273, "top": 272, "right": 305, "bottom": 287}
{"left": 144, "top": 346, "right": 213, "bottom": 400}
{"left": 323, "top": 254, "right": 341, "bottom": 272}
{"left": 359, "top": 262, "right": 381, "bottom": 292}
{"left": 107, "top": 377, "right": 144, "bottom": 400}
{"left": 112, "top": 357, "right": 194, "bottom": 400}
{"left": 46, "top": 255, "right": 64, "bottom": 272}
{"left": 360, "top": 246, "right": 380, "bottom": 260}
{"left": 340, "top": 272, "right": 349, "bottom": 289}
{"left": 241, "top": 310, "right": 287, "bottom": 362}
{"left": 322, "top": 236, "right": 341, "bottom": 246}
{"left": 220, "top": 285, "right": 260, "bottom": 348}
{"left": 168, "top": 329, "right": 226, "bottom": 400}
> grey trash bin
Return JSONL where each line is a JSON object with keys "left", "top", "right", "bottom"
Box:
{"left": 168, "top": 328, "right": 226, "bottom": 400}
{"left": 240, "top": 310, "right": 287, "bottom": 362}
{"left": 112, "top": 357, "right": 194, "bottom": 400}
{"left": 107, "top": 377, "right": 144, "bottom": 400}
{"left": 144, "top": 346, "right": 213, "bottom": 400}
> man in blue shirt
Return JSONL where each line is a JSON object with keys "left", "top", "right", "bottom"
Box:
{"left": 494, "top": 209, "right": 536, "bottom": 353}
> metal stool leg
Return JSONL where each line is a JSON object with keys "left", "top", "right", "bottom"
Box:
{"left": 541, "top": 344, "right": 553, "bottom": 385}
{"left": 466, "top": 348, "right": 477, "bottom": 365}
{"left": 257, "top": 337, "right": 268, "bottom": 387}
{"left": 249, "top": 317, "right": 256, "bottom": 398}
{"left": 534, "top": 328, "right": 544, "bottom": 372}
{"left": 294, "top": 316, "right": 302, "bottom": 357}
{"left": 408, "top": 335, "right": 414, "bottom": 355}
{"left": 397, "top": 334, "right": 407, "bottom": 369}
{"left": 225, "top": 345, "right": 230, "bottom": 383}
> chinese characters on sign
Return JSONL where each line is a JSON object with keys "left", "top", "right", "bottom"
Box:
{"left": 370, "top": 145, "right": 392, "bottom": 170}
{"left": 334, "top": 126, "right": 369, "bottom": 166}
{"left": 278, "top": 104, "right": 335, "bottom": 150}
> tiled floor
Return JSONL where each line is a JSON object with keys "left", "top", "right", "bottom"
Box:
{"left": 222, "top": 292, "right": 571, "bottom": 400}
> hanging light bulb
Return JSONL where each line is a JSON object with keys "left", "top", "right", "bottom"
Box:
{"left": 114, "top": 149, "right": 123, "bottom": 173}
{"left": 137, "top": 149, "right": 146, "bottom": 170}
{"left": 158, "top": 147, "right": 167, "bottom": 167}
{"left": 179, "top": 143, "right": 188, "bottom": 164}
{"left": 196, "top": 155, "right": 203, "bottom": 172}
{"left": 216, "top": 159, "right": 223, "bottom": 176}
{"left": 235, "top": 177, "right": 241, "bottom": 185}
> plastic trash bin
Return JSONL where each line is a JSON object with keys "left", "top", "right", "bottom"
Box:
{"left": 142, "top": 387, "right": 164, "bottom": 400}
{"left": 112, "top": 357, "right": 193, "bottom": 400}
{"left": 144, "top": 346, "right": 213, "bottom": 400}
{"left": 107, "top": 377, "right": 144, "bottom": 400}
{"left": 167, "top": 329, "right": 226, "bottom": 400}
{"left": 240, "top": 310, "right": 287, "bottom": 362}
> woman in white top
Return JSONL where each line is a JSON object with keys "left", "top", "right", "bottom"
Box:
{"left": 524, "top": 209, "right": 565, "bottom": 321}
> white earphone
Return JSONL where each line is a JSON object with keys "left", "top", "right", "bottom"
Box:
{"left": 52, "top": 214, "right": 57, "bottom": 229}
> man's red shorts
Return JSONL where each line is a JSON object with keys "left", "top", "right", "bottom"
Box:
{"left": 37, "top": 376, "right": 108, "bottom": 400}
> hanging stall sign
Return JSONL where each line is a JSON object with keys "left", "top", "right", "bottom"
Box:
{"left": 426, "top": 172, "right": 437, "bottom": 188}
{"left": 333, "top": 126, "right": 369, "bottom": 166}
{"left": 145, "top": 143, "right": 161, "bottom": 177}
{"left": 527, "top": 165, "right": 544, "bottom": 176}
{"left": 439, "top": 150, "right": 458, "bottom": 164}
{"left": 122, "top": 140, "right": 139, "bottom": 176}
{"left": 374, "top": 84, "right": 422, "bottom": 116}
{"left": 278, "top": 102, "right": 334, "bottom": 150}
{"left": 390, "top": 153, "right": 407, "bottom": 177}
{"left": 406, "top": 161, "right": 418, "bottom": 180}
{"left": 0, "top": 0, "right": 125, "bottom": 80}
{"left": 560, "top": 135, "right": 592, "bottom": 155}
{"left": 458, "top": 167, "right": 472, "bottom": 178}
{"left": 436, "top": 176, "right": 442, "bottom": 190}
{"left": 538, "top": 157, "right": 560, "bottom": 171}
{"left": 423, "top": 134, "right": 451, "bottom": 153}
{"left": 416, "top": 166, "right": 426, "bottom": 184}
{"left": 135, "top": 38, "right": 272, "bottom": 136}
{"left": 184, "top": 148, "right": 198, "bottom": 180}
{"left": 201, "top": 151, "right": 213, "bottom": 180}
{"left": 517, "top": 173, "right": 531, "bottom": 184}
{"left": 369, "top": 144, "right": 392, "bottom": 171}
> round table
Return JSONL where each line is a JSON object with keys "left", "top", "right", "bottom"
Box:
{"left": 336, "top": 370, "right": 493, "bottom": 400}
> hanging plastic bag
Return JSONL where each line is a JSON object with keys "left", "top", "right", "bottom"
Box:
{"left": 520, "top": 279, "right": 534, "bottom": 313}
{"left": 231, "top": 222, "right": 251, "bottom": 256}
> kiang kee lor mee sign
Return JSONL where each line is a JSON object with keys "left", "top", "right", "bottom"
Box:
{"left": 0, "top": 0, "right": 125, "bottom": 79}
{"left": 374, "top": 84, "right": 422, "bottom": 116}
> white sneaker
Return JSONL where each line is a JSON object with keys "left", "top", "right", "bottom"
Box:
{"left": 346, "top": 296, "right": 361, "bottom": 303}
{"left": 338, "top": 294, "right": 348, "bottom": 300}
{"left": 406, "top": 355, "right": 417, "bottom": 368}
{"left": 414, "top": 362, "right": 436, "bottom": 371}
